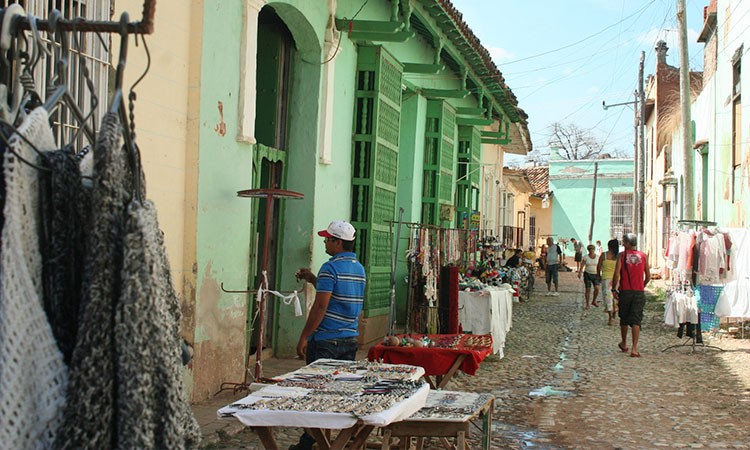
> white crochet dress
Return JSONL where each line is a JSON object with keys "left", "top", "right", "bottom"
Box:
{"left": 0, "top": 108, "right": 68, "bottom": 449}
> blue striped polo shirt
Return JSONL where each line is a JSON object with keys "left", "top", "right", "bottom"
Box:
{"left": 311, "top": 252, "right": 366, "bottom": 341}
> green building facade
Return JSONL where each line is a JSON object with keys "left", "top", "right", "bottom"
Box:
{"left": 190, "top": 0, "right": 530, "bottom": 398}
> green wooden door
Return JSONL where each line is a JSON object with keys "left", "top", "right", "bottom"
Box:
{"left": 351, "top": 45, "right": 403, "bottom": 317}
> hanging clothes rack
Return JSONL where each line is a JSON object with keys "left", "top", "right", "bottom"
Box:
{"left": 662, "top": 219, "right": 724, "bottom": 354}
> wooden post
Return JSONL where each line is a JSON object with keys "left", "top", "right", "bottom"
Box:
{"left": 588, "top": 162, "right": 598, "bottom": 244}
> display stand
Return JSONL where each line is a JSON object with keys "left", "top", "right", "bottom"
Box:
{"left": 218, "top": 188, "right": 304, "bottom": 394}
{"left": 662, "top": 337, "right": 723, "bottom": 353}
{"left": 662, "top": 219, "right": 723, "bottom": 354}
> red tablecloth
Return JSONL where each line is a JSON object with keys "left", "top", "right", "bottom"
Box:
{"left": 367, "top": 334, "right": 493, "bottom": 376}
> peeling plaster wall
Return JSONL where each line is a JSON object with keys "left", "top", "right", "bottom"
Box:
{"left": 192, "top": 0, "right": 257, "bottom": 401}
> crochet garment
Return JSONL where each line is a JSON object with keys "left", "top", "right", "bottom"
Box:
{"left": 0, "top": 108, "right": 68, "bottom": 450}
{"left": 39, "top": 150, "right": 91, "bottom": 364}
{"left": 116, "top": 200, "right": 200, "bottom": 448}
{"left": 55, "top": 112, "right": 199, "bottom": 449}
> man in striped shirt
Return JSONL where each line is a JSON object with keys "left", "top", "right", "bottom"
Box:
{"left": 291, "top": 221, "right": 366, "bottom": 450}
{"left": 295, "top": 220, "right": 366, "bottom": 363}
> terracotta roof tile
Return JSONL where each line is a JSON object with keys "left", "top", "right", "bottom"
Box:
{"left": 524, "top": 166, "right": 550, "bottom": 195}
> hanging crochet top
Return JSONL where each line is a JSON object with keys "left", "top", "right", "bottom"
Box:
{"left": 0, "top": 107, "right": 68, "bottom": 450}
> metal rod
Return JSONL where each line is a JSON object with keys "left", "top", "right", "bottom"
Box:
{"left": 12, "top": 0, "right": 156, "bottom": 34}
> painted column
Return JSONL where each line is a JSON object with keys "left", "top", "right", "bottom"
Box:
{"left": 237, "top": 0, "right": 267, "bottom": 144}
{"left": 319, "top": 0, "right": 339, "bottom": 164}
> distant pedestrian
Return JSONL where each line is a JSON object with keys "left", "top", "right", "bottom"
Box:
{"left": 578, "top": 244, "right": 601, "bottom": 309}
{"left": 611, "top": 233, "right": 651, "bottom": 358}
{"left": 545, "top": 237, "right": 562, "bottom": 296}
{"left": 504, "top": 249, "right": 523, "bottom": 268}
{"left": 538, "top": 244, "right": 547, "bottom": 270}
{"left": 572, "top": 238, "right": 583, "bottom": 272}
{"left": 595, "top": 240, "right": 603, "bottom": 256}
{"left": 597, "top": 239, "right": 619, "bottom": 325}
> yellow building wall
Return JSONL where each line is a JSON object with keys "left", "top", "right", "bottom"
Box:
{"left": 113, "top": 1, "right": 202, "bottom": 311}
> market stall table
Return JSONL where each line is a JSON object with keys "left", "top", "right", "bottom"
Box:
{"left": 381, "top": 390, "right": 494, "bottom": 450}
{"left": 458, "top": 286, "right": 513, "bottom": 357}
{"left": 218, "top": 359, "right": 428, "bottom": 450}
{"left": 367, "top": 334, "right": 493, "bottom": 389}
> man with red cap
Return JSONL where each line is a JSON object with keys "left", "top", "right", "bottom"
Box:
{"left": 290, "top": 220, "right": 366, "bottom": 450}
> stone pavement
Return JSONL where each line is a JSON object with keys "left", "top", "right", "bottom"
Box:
{"left": 195, "top": 271, "right": 750, "bottom": 449}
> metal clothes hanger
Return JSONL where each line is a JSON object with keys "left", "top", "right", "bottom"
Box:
{"left": 42, "top": 10, "right": 95, "bottom": 145}
{"left": 65, "top": 17, "right": 100, "bottom": 148}
{"left": 110, "top": 12, "right": 142, "bottom": 203}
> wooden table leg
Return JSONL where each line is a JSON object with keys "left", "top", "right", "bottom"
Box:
{"left": 381, "top": 430, "right": 392, "bottom": 450}
{"left": 457, "top": 431, "right": 466, "bottom": 449}
{"left": 328, "top": 425, "right": 357, "bottom": 450}
{"left": 307, "top": 428, "right": 331, "bottom": 450}
{"left": 436, "top": 354, "right": 467, "bottom": 389}
{"left": 423, "top": 375, "right": 437, "bottom": 389}
{"left": 348, "top": 425, "right": 375, "bottom": 449}
{"left": 253, "top": 427, "right": 279, "bottom": 450}
{"left": 481, "top": 398, "right": 494, "bottom": 450}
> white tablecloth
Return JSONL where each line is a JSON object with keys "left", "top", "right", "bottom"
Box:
{"left": 218, "top": 359, "right": 429, "bottom": 429}
{"left": 458, "top": 287, "right": 513, "bottom": 357}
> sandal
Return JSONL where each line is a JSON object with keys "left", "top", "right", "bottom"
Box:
{"left": 630, "top": 351, "right": 641, "bottom": 358}
{"left": 618, "top": 342, "right": 629, "bottom": 353}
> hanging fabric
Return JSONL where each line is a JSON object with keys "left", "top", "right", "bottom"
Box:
{"left": 0, "top": 107, "right": 68, "bottom": 450}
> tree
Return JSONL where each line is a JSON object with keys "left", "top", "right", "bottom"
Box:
{"left": 547, "top": 122, "right": 605, "bottom": 160}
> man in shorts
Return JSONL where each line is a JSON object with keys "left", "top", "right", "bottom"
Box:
{"left": 572, "top": 238, "right": 583, "bottom": 272}
{"left": 611, "top": 233, "right": 651, "bottom": 358}
{"left": 544, "top": 237, "right": 563, "bottom": 296}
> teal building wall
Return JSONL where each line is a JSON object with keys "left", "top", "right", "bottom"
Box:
{"left": 549, "top": 158, "right": 635, "bottom": 247}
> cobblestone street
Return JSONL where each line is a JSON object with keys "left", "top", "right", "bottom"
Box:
{"left": 197, "top": 271, "right": 750, "bottom": 449}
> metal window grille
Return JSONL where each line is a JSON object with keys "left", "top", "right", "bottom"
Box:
{"left": 610, "top": 192, "right": 633, "bottom": 239}
{"left": 529, "top": 215, "right": 536, "bottom": 248}
{"left": 2, "top": 0, "right": 112, "bottom": 149}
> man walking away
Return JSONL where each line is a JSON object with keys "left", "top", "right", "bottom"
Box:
{"left": 545, "top": 237, "right": 563, "bottom": 296}
{"left": 611, "top": 233, "right": 650, "bottom": 358}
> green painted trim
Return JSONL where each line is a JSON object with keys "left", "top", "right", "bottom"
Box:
{"left": 422, "top": 88, "right": 470, "bottom": 98}
{"left": 481, "top": 130, "right": 508, "bottom": 139}
{"left": 349, "top": 30, "right": 415, "bottom": 42}
{"left": 403, "top": 63, "right": 444, "bottom": 74}
{"left": 482, "top": 137, "right": 511, "bottom": 144}
{"left": 458, "top": 117, "right": 494, "bottom": 126}
{"left": 456, "top": 107, "right": 486, "bottom": 116}
{"left": 335, "top": 19, "right": 403, "bottom": 33}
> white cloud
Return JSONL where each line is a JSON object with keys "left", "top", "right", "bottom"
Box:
{"left": 488, "top": 46, "right": 515, "bottom": 62}
{"left": 588, "top": 86, "right": 600, "bottom": 94}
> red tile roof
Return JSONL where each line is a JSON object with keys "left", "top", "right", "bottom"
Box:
{"left": 524, "top": 166, "right": 550, "bottom": 196}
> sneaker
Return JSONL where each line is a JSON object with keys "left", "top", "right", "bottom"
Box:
{"left": 551, "top": 292, "right": 560, "bottom": 297}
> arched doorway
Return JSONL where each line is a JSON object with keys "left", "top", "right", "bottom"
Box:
{"left": 249, "top": 4, "right": 322, "bottom": 357}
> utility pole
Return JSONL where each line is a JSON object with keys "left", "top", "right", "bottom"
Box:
{"left": 677, "top": 0, "right": 695, "bottom": 220}
{"left": 602, "top": 93, "right": 639, "bottom": 240}
{"left": 588, "top": 161, "right": 598, "bottom": 244}
{"left": 638, "top": 51, "right": 646, "bottom": 249}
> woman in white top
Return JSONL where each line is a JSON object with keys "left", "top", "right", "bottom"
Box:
{"left": 577, "top": 244, "right": 601, "bottom": 309}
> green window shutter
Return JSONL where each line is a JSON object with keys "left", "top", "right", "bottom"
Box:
{"left": 422, "top": 100, "right": 456, "bottom": 225}
{"left": 351, "top": 45, "right": 402, "bottom": 316}
{"left": 456, "top": 125, "right": 481, "bottom": 223}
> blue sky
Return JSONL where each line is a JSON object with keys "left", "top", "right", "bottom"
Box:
{"left": 449, "top": 0, "right": 707, "bottom": 163}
